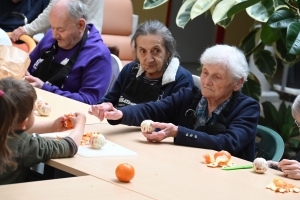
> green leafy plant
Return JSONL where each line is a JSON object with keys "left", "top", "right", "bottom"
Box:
{"left": 259, "top": 101, "right": 300, "bottom": 159}
{"left": 143, "top": 0, "right": 300, "bottom": 102}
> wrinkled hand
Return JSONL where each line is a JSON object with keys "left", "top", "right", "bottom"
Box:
{"left": 11, "top": 26, "right": 26, "bottom": 42}
{"left": 89, "top": 102, "right": 113, "bottom": 121}
{"left": 142, "top": 122, "right": 178, "bottom": 142}
{"left": 68, "top": 112, "right": 86, "bottom": 127}
{"left": 24, "top": 75, "right": 44, "bottom": 88}
{"left": 278, "top": 159, "right": 300, "bottom": 180}
{"left": 89, "top": 103, "right": 123, "bottom": 121}
{"left": 267, "top": 160, "right": 279, "bottom": 170}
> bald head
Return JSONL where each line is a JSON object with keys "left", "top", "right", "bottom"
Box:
{"left": 50, "top": 0, "right": 88, "bottom": 22}
{"left": 49, "top": 0, "right": 88, "bottom": 50}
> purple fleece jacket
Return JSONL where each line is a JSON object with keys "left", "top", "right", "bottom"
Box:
{"left": 28, "top": 24, "right": 112, "bottom": 105}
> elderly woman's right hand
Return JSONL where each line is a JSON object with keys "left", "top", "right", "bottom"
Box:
{"left": 278, "top": 159, "right": 300, "bottom": 180}
{"left": 89, "top": 103, "right": 123, "bottom": 121}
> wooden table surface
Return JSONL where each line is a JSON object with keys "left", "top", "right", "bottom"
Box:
{"left": 0, "top": 176, "right": 152, "bottom": 200}
{"left": 35, "top": 88, "right": 105, "bottom": 124}
{"left": 45, "top": 124, "right": 300, "bottom": 200}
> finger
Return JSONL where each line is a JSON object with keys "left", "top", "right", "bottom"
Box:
{"left": 104, "top": 111, "right": 121, "bottom": 120}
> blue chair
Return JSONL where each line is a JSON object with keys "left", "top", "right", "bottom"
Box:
{"left": 255, "top": 125, "right": 285, "bottom": 162}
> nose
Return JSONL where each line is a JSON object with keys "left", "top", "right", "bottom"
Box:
{"left": 52, "top": 29, "right": 59, "bottom": 39}
{"left": 145, "top": 52, "right": 154, "bottom": 62}
{"left": 203, "top": 76, "right": 213, "bottom": 86}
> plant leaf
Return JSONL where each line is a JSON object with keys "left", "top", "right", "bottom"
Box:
{"left": 261, "top": 23, "right": 281, "bottom": 44}
{"left": 260, "top": 101, "right": 280, "bottom": 132}
{"left": 267, "top": 9, "right": 296, "bottom": 29}
{"left": 246, "top": 2, "right": 270, "bottom": 22}
{"left": 286, "top": 22, "right": 300, "bottom": 55}
{"left": 227, "top": 0, "right": 261, "bottom": 18}
{"left": 191, "top": 0, "right": 218, "bottom": 19}
{"left": 241, "top": 74, "right": 261, "bottom": 102}
{"left": 143, "top": 0, "right": 169, "bottom": 9}
{"left": 176, "top": 0, "right": 197, "bottom": 28}
{"left": 282, "top": 124, "right": 292, "bottom": 141}
{"left": 273, "top": 34, "right": 298, "bottom": 64}
{"left": 287, "top": 138, "right": 300, "bottom": 148}
{"left": 212, "top": 0, "right": 236, "bottom": 24}
{"left": 253, "top": 49, "right": 277, "bottom": 77}
{"left": 217, "top": 16, "right": 233, "bottom": 29}
{"left": 239, "top": 28, "right": 261, "bottom": 56}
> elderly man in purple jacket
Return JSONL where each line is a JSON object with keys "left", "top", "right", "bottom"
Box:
{"left": 25, "top": 0, "right": 111, "bottom": 104}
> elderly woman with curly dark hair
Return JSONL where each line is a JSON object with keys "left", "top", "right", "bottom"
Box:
{"left": 89, "top": 20, "right": 194, "bottom": 119}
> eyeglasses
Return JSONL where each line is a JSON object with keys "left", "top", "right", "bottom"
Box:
{"left": 295, "top": 120, "right": 300, "bottom": 128}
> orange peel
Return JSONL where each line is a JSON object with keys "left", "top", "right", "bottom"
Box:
{"left": 203, "top": 150, "right": 234, "bottom": 167}
{"left": 266, "top": 178, "right": 300, "bottom": 193}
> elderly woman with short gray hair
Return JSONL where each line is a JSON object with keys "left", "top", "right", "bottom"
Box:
{"left": 91, "top": 44, "right": 261, "bottom": 162}
{"left": 90, "top": 20, "right": 194, "bottom": 116}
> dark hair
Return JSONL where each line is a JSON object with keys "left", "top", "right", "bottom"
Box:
{"left": 131, "top": 20, "right": 179, "bottom": 62}
{"left": 0, "top": 77, "right": 37, "bottom": 173}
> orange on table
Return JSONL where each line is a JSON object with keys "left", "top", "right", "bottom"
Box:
{"left": 64, "top": 113, "right": 74, "bottom": 128}
{"left": 115, "top": 163, "right": 135, "bottom": 182}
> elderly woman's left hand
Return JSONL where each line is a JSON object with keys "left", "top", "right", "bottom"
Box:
{"left": 142, "top": 122, "right": 178, "bottom": 142}
{"left": 24, "top": 75, "right": 44, "bottom": 88}
{"left": 278, "top": 159, "right": 300, "bottom": 180}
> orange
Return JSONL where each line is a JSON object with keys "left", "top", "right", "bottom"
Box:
{"left": 115, "top": 163, "right": 135, "bottom": 182}
{"left": 64, "top": 113, "right": 74, "bottom": 128}
{"left": 214, "top": 150, "right": 231, "bottom": 160}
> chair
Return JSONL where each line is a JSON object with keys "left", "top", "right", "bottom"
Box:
{"left": 106, "top": 54, "right": 122, "bottom": 94}
{"left": 6, "top": 32, "right": 36, "bottom": 53}
{"left": 255, "top": 125, "right": 284, "bottom": 161}
{"left": 192, "top": 74, "right": 201, "bottom": 89}
{"left": 102, "top": 0, "right": 136, "bottom": 66}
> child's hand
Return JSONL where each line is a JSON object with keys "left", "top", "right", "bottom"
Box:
{"left": 53, "top": 116, "right": 69, "bottom": 132}
{"left": 68, "top": 112, "right": 86, "bottom": 127}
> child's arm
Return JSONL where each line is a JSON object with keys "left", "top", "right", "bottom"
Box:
{"left": 27, "top": 115, "right": 68, "bottom": 134}
{"left": 66, "top": 112, "right": 86, "bottom": 146}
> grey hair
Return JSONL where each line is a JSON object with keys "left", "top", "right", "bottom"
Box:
{"left": 67, "top": 0, "right": 89, "bottom": 21}
{"left": 292, "top": 95, "right": 300, "bottom": 118}
{"left": 199, "top": 44, "right": 249, "bottom": 85}
{"left": 131, "top": 20, "right": 179, "bottom": 61}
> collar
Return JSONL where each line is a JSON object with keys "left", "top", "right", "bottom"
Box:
{"left": 136, "top": 57, "right": 180, "bottom": 86}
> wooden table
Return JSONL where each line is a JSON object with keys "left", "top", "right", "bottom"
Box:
{"left": 0, "top": 176, "right": 152, "bottom": 200}
{"left": 35, "top": 88, "right": 105, "bottom": 124}
{"left": 45, "top": 124, "right": 300, "bottom": 200}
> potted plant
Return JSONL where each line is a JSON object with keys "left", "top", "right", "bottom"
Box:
{"left": 258, "top": 101, "right": 300, "bottom": 159}
{"left": 143, "top": 0, "right": 300, "bottom": 102}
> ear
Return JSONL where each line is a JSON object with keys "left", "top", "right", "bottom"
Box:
{"left": 20, "top": 118, "right": 29, "bottom": 130}
{"left": 78, "top": 18, "right": 86, "bottom": 32}
{"left": 234, "top": 78, "right": 244, "bottom": 91}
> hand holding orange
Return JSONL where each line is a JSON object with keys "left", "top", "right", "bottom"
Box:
{"left": 115, "top": 163, "right": 135, "bottom": 182}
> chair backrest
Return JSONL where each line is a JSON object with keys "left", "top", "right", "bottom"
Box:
{"left": 192, "top": 74, "right": 201, "bottom": 89}
{"left": 106, "top": 54, "right": 122, "bottom": 94}
{"left": 255, "top": 125, "right": 284, "bottom": 162}
{"left": 6, "top": 32, "right": 36, "bottom": 53}
{"left": 101, "top": 0, "right": 134, "bottom": 66}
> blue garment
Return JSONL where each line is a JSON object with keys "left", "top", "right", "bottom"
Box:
{"left": 194, "top": 96, "right": 231, "bottom": 128}
{"left": 99, "top": 58, "right": 194, "bottom": 105}
{"left": 108, "top": 87, "right": 260, "bottom": 161}
{"left": 0, "top": 0, "right": 49, "bottom": 32}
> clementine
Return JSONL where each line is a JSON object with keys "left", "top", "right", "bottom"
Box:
{"left": 115, "top": 163, "right": 135, "bottom": 182}
{"left": 64, "top": 113, "right": 74, "bottom": 128}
